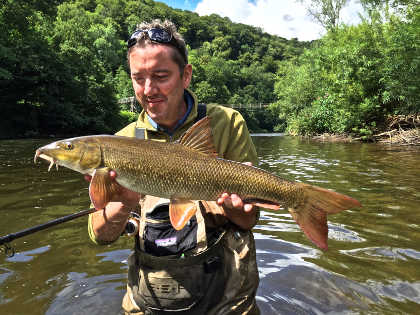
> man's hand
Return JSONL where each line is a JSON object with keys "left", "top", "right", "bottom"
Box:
{"left": 217, "top": 193, "right": 254, "bottom": 213}
{"left": 215, "top": 162, "right": 258, "bottom": 230}
{"left": 86, "top": 170, "right": 141, "bottom": 242}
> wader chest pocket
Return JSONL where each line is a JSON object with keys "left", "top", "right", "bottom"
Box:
{"left": 144, "top": 206, "right": 198, "bottom": 256}
{"left": 132, "top": 244, "right": 225, "bottom": 312}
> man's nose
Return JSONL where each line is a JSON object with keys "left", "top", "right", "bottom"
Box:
{"left": 144, "top": 78, "right": 157, "bottom": 95}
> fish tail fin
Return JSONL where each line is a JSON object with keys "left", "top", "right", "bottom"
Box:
{"left": 289, "top": 184, "right": 361, "bottom": 250}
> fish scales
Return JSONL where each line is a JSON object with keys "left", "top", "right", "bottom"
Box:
{"left": 98, "top": 136, "right": 303, "bottom": 207}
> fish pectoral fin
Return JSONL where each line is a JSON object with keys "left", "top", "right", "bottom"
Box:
{"left": 169, "top": 199, "right": 197, "bottom": 230}
{"left": 89, "top": 167, "right": 120, "bottom": 210}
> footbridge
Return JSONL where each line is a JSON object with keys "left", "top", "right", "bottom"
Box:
{"left": 118, "top": 97, "right": 270, "bottom": 112}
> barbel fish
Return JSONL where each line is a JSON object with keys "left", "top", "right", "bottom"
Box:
{"left": 34, "top": 117, "right": 361, "bottom": 250}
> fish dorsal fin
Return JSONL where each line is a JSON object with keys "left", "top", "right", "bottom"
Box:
{"left": 178, "top": 117, "right": 218, "bottom": 157}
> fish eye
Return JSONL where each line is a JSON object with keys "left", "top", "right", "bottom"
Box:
{"left": 64, "top": 142, "right": 73, "bottom": 150}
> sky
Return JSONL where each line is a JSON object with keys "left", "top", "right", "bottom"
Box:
{"left": 157, "top": 0, "right": 365, "bottom": 41}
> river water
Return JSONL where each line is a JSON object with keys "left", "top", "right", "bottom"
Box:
{"left": 0, "top": 136, "right": 419, "bottom": 314}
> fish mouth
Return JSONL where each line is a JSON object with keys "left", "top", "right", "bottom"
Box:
{"left": 34, "top": 150, "right": 59, "bottom": 171}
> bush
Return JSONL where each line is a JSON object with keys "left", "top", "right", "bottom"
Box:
{"left": 287, "top": 93, "right": 349, "bottom": 135}
{"left": 117, "top": 110, "right": 138, "bottom": 130}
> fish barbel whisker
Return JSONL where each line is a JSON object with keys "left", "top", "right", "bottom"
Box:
{"left": 34, "top": 151, "right": 58, "bottom": 172}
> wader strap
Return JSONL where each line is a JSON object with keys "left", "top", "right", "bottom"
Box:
{"left": 195, "top": 103, "right": 207, "bottom": 122}
{"left": 192, "top": 201, "right": 207, "bottom": 254}
{"left": 138, "top": 196, "right": 148, "bottom": 251}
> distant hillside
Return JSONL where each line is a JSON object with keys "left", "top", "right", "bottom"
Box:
{"left": 0, "top": 0, "right": 309, "bottom": 137}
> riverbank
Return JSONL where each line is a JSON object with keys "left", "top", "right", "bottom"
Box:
{"left": 373, "top": 114, "right": 420, "bottom": 145}
{"left": 311, "top": 114, "right": 420, "bottom": 145}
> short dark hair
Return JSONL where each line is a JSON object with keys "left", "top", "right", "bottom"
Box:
{"left": 127, "top": 19, "right": 188, "bottom": 73}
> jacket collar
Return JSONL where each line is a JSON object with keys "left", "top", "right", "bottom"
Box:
{"left": 135, "top": 89, "right": 199, "bottom": 135}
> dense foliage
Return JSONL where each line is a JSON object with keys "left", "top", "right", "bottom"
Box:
{"left": 1, "top": 0, "right": 418, "bottom": 138}
{"left": 272, "top": 3, "right": 419, "bottom": 137}
{"left": 0, "top": 0, "right": 305, "bottom": 138}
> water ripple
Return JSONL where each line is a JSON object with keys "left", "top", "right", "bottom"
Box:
{"left": 341, "top": 247, "right": 420, "bottom": 262}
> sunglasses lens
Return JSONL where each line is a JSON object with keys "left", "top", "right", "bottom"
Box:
{"left": 127, "top": 37, "right": 137, "bottom": 48}
{"left": 127, "top": 29, "right": 142, "bottom": 48}
{"left": 148, "top": 28, "right": 172, "bottom": 42}
{"left": 127, "top": 28, "right": 172, "bottom": 48}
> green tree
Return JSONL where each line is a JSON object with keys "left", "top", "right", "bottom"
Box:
{"left": 0, "top": 0, "right": 63, "bottom": 137}
{"left": 299, "top": 0, "right": 350, "bottom": 30}
{"left": 273, "top": 4, "right": 419, "bottom": 136}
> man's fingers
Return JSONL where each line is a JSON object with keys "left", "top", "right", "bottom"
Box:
{"left": 230, "top": 194, "right": 243, "bottom": 208}
{"left": 218, "top": 193, "right": 251, "bottom": 211}
{"left": 84, "top": 170, "right": 116, "bottom": 182}
{"left": 243, "top": 204, "right": 254, "bottom": 213}
{"left": 217, "top": 192, "right": 229, "bottom": 205}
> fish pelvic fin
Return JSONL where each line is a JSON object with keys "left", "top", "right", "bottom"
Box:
{"left": 289, "top": 184, "right": 361, "bottom": 250}
{"left": 89, "top": 167, "right": 121, "bottom": 210}
{"left": 178, "top": 117, "right": 218, "bottom": 157}
{"left": 243, "top": 198, "right": 282, "bottom": 210}
{"left": 169, "top": 199, "right": 197, "bottom": 230}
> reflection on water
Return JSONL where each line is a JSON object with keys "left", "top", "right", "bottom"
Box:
{"left": 0, "top": 136, "right": 419, "bottom": 314}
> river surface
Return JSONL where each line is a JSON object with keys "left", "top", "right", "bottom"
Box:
{"left": 0, "top": 136, "right": 419, "bottom": 314}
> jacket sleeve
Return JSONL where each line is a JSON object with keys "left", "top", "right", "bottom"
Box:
{"left": 88, "top": 212, "right": 115, "bottom": 245}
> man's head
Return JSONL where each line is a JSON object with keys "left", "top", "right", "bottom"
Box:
{"left": 127, "top": 19, "right": 192, "bottom": 130}
{"left": 127, "top": 19, "right": 188, "bottom": 72}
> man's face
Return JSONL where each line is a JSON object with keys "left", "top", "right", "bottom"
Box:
{"left": 129, "top": 44, "right": 192, "bottom": 129}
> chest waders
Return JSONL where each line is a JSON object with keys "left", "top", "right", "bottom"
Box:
{"left": 126, "top": 198, "right": 226, "bottom": 314}
{"left": 122, "top": 103, "right": 260, "bottom": 314}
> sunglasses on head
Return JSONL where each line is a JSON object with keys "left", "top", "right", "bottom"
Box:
{"left": 127, "top": 28, "right": 187, "bottom": 64}
{"left": 127, "top": 28, "right": 173, "bottom": 49}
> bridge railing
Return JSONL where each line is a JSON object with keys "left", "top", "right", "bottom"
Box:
{"left": 220, "top": 103, "right": 270, "bottom": 110}
{"left": 118, "top": 97, "right": 269, "bottom": 112}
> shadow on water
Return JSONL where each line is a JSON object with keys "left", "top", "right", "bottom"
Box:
{"left": 0, "top": 136, "right": 419, "bottom": 314}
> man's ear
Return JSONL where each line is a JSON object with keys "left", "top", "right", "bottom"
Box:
{"left": 183, "top": 64, "right": 193, "bottom": 89}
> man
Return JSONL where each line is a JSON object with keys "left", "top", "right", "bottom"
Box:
{"left": 88, "top": 19, "right": 260, "bottom": 314}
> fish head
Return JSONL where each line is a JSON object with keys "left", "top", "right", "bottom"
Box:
{"left": 34, "top": 136, "right": 102, "bottom": 175}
